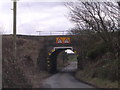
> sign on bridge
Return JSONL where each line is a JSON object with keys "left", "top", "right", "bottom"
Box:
{"left": 56, "top": 37, "right": 70, "bottom": 44}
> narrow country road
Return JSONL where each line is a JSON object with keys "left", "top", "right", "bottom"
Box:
{"left": 41, "top": 62, "right": 96, "bottom": 88}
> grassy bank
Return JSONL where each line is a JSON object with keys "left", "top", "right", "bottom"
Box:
{"left": 75, "top": 59, "right": 118, "bottom": 88}
{"left": 75, "top": 70, "right": 118, "bottom": 88}
{"left": 2, "top": 35, "right": 50, "bottom": 88}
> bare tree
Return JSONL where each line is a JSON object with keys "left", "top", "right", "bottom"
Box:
{"left": 117, "top": 1, "right": 120, "bottom": 7}
{"left": 116, "top": 1, "right": 120, "bottom": 61}
{"left": 66, "top": 2, "right": 119, "bottom": 53}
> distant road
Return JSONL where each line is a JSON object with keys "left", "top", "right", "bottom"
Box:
{"left": 41, "top": 61, "right": 96, "bottom": 88}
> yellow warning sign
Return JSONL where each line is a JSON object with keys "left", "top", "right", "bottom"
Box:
{"left": 48, "top": 53, "right": 51, "bottom": 55}
{"left": 56, "top": 37, "right": 70, "bottom": 44}
{"left": 51, "top": 49, "right": 55, "bottom": 52}
{"left": 74, "top": 51, "right": 77, "bottom": 53}
{"left": 56, "top": 37, "right": 63, "bottom": 44}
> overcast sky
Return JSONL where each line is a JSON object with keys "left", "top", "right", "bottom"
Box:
{"left": 0, "top": 0, "right": 75, "bottom": 35}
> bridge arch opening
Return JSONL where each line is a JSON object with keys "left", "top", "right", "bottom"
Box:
{"left": 47, "top": 47, "right": 78, "bottom": 73}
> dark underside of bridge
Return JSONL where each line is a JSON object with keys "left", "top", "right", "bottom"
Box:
{"left": 48, "top": 48, "right": 76, "bottom": 73}
{"left": 48, "top": 49, "right": 66, "bottom": 73}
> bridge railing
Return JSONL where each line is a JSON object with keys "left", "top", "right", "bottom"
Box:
{"left": 36, "top": 31, "right": 70, "bottom": 36}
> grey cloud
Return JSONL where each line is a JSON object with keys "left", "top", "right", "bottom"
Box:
{"left": 1, "top": 1, "right": 74, "bottom": 35}
{"left": 0, "top": 2, "right": 12, "bottom": 14}
{"left": 18, "top": 23, "right": 36, "bottom": 35}
{"left": 18, "top": 2, "right": 65, "bottom": 12}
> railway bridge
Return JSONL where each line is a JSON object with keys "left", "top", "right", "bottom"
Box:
{"left": 37, "top": 35, "right": 84, "bottom": 73}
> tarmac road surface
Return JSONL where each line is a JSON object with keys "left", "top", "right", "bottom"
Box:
{"left": 41, "top": 62, "right": 97, "bottom": 88}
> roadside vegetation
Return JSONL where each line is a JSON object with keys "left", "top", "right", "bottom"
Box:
{"left": 57, "top": 51, "right": 70, "bottom": 70}
{"left": 57, "top": 51, "right": 77, "bottom": 70}
{"left": 67, "top": 54, "right": 77, "bottom": 62}
{"left": 2, "top": 35, "right": 50, "bottom": 88}
{"left": 66, "top": 1, "right": 120, "bottom": 88}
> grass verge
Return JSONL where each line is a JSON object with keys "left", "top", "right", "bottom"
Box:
{"left": 75, "top": 70, "right": 118, "bottom": 88}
